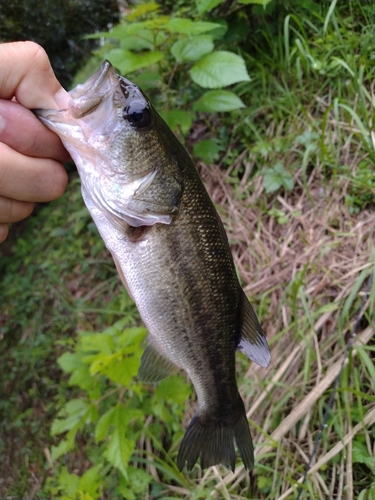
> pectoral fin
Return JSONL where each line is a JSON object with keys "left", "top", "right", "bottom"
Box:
{"left": 237, "top": 291, "right": 271, "bottom": 368}
{"left": 138, "top": 341, "right": 178, "bottom": 383}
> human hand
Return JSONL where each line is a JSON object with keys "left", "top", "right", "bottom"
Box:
{"left": 0, "top": 41, "right": 71, "bottom": 243}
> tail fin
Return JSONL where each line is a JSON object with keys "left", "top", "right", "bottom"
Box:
{"left": 177, "top": 400, "right": 254, "bottom": 472}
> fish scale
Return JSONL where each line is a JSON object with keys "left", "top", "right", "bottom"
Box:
{"left": 34, "top": 60, "right": 271, "bottom": 472}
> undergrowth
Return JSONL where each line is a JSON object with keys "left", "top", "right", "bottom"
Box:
{"left": 1, "top": 0, "right": 375, "bottom": 499}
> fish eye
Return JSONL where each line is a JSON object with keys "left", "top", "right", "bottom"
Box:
{"left": 123, "top": 101, "right": 151, "bottom": 128}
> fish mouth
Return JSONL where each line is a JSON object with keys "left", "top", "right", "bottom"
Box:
{"left": 67, "top": 61, "right": 119, "bottom": 119}
{"left": 69, "top": 60, "right": 116, "bottom": 100}
{"left": 33, "top": 61, "right": 121, "bottom": 143}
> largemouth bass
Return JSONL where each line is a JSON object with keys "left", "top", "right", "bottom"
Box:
{"left": 35, "top": 61, "right": 270, "bottom": 472}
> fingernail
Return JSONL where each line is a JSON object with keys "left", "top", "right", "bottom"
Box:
{"left": 54, "top": 88, "right": 71, "bottom": 109}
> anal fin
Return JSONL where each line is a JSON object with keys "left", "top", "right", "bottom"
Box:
{"left": 237, "top": 290, "right": 271, "bottom": 368}
{"left": 138, "top": 341, "right": 178, "bottom": 383}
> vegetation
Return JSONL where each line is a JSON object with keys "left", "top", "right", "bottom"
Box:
{"left": 0, "top": 0, "right": 119, "bottom": 88}
{"left": 1, "top": 0, "right": 375, "bottom": 498}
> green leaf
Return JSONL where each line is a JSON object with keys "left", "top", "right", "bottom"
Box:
{"left": 95, "top": 407, "right": 116, "bottom": 442}
{"left": 58, "top": 467, "right": 79, "bottom": 496}
{"left": 171, "top": 35, "right": 214, "bottom": 62}
{"left": 196, "top": 0, "right": 223, "bottom": 14}
{"left": 126, "top": 18, "right": 170, "bottom": 35}
{"left": 193, "top": 139, "right": 220, "bottom": 164}
{"left": 160, "top": 110, "right": 194, "bottom": 135}
{"left": 208, "top": 19, "right": 228, "bottom": 40}
{"left": 51, "top": 428, "right": 76, "bottom": 460}
{"left": 81, "top": 333, "right": 114, "bottom": 354}
{"left": 263, "top": 163, "right": 294, "bottom": 193}
{"left": 103, "top": 432, "right": 134, "bottom": 478}
{"left": 120, "top": 30, "right": 167, "bottom": 51}
{"left": 133, "top": 71, "right": 162, "bottom": 90}
{"left": 89, "top": 351, "right": 140, "bottom": 386}
{"left": 58, "top": 351, "right": 85, "bottom": 374}
{"left": 238, "top": 0, "right": 273, "bottom": 4}
{"left": 51, "top": 399, "right": 91, "bottom": 435}
{"left": 155, "top": 375, "right": 191, "bottom": 405}
{"left": 120, "top": 466, "right": 152, "bottom": 497}
{"left": 68, "top": 365, "right": 94, "bottom": 391}
{"left": 115, "top": 326, "right": 147, "bottom": 347}
{"left": 126, "top": 2, "right": 160, "bottom": 21}
{"left": 352, "top": 440, "right": 375, "bottom": 470}
{"left": 104, "top": 49, "right": 163, "bottom": 74}
{"left": 193, "top": 90, "right": 245, "bottom": 112}
{"left": 167, "top": 18, "right": 221, "bottom": 35}
{"left": 190, "top": 51, "right": 250, "bottom": 88}
{"left": 78, "top": 464, "right": 103, "bottom": 497}
{"left": 120, "top": 33, "right": 154, "bottom": 51}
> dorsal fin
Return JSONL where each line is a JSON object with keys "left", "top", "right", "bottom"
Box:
{"left": 138, "top": 340, "right": 178, "bottom": 383}
{"left": 237, "top": 291, "right": 271, "bottom": 368}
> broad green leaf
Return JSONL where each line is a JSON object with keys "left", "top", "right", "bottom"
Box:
{"left": 103, "top": 431, "right": 135, "bottom": 478}
{"left": 95, "top": 407, "right": 116, "bottom": 442}
{"left": 126, "top": 2, "right": 160, "bottom": 21}
{"left": 116, "top": 326, "right": 147, "bottom": 347}
{"left": 134, "top": 70, "right": 163, "bottom": 89}
{"left": 208, "top": 19, "right": 228, "bottom": 40}
{"left": 120, "top": 30, "right": 167, "bottom": 51}
{"left": 171, "top": 36, "right": 214, "bottom": 62}
{"left": 155, "top": 375, "right": 192, "bottom": 405}
{"left": 115, "top": 405, "right": 143, "bottom": 426}
{"left": 100, "top": 317, "right": 130, "bottom": 337}
{"left": 193, "top": 139, "right": 220, "bottom": 164}
{"left": 352, "top": 440, "right": 375, "bottom": 470}
{"left": 78, "top": 464, "right": 103, "bottom": 496}
{"left": 152, "top": 400, "right": 174, "bottom": 423}
{"left": 104, "top": 49, "right": 163, "bottom": 74}
{"left": 167, "top": 18, "right": 221, "bottom": 35}
{"left": 160, "top": 110, "right": 194, "bottom": 135}
{"left": 120, "top": 466, "right": 152, "bottom": 496}
{"left": 196, "top": 0, "right": 223, "bottom": 14}
{"left": 51, "top": 399, "right": 91, "bottom": 435}
{"left": 68, "top": 365, "right": 93, "bottom": 390}
{"left": 58, "top": 467, "right": 79, "bottom": 496}
{"left": 126, "top": 18, "right": 170, "bottom": 35}
{"left": 102, "top": 23, "right": 129, "bottom": 40}
{"left": 120, "top": 33, "right": 154, "bottom": 51}
{"left": 51, "top": 428, "right": 76, "bottom": 460}
{"left": 58, "top": 351, "right": 85, "bottom": 374}
{"left": 193, "top": 90, "right": 245, "bottom": 112}
{"left": 190, "top": 51, "right": 250, "bottom": 88}
{"left": 239, "top": 0, "right": 273, "bottom": 4}
{"left": 89, "top": 349, "right": 141, "bottom": 386}
{"left": 81, "top": 333, "right": 114, "bottom": 354}
{"left": 106, "top": 355, "right": 141, "bottom": 385}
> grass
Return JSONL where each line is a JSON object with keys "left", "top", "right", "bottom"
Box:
{"left": 1, "top": 1, "right": 375, "bottom": 498}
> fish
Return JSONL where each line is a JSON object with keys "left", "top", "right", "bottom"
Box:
{"left": 34, "top": 61, "right": 271, "bottom": 472}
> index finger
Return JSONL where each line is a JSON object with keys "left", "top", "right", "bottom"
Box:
{"left": 0, "top": 41, "right": 64, "bottom": 109}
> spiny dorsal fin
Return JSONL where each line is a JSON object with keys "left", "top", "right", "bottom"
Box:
{"left": 138, "top": 340, "right": 178, "bottom": 383}
{"left": 237, "top": 290, "right": 271, "bottom": 368}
